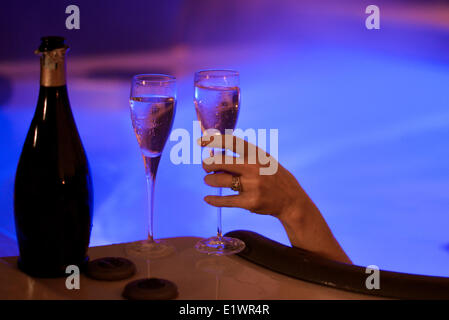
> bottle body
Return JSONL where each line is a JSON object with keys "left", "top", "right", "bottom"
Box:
{"left": 13, "top": 37, "right": 93, "bottom": 277}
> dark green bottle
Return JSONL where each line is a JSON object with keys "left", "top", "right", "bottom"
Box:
{"left": 14, "top": 37, "right": 93, "bottom": 277}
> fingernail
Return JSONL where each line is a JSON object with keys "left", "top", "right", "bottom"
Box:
{"left": 201, "top": 136, "right": 214, "bottom": 147}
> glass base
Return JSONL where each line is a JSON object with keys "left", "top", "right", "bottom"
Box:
{"left": 195, "top": 236, "right": 245, "bottom": 256}
{"left": 125, "top": 239, "right": 175, "bottom": 259}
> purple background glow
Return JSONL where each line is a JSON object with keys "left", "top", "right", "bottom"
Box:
{"left": 0, "top": 0, "right": 448, "bottom": 277}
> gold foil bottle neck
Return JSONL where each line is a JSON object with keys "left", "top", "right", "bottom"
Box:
{"left": 36, "top": 46, "right": 69, "bottom": 87}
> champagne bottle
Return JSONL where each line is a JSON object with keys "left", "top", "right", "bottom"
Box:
{"left": 14, "top": 36, "right": 93, "bottom": 277}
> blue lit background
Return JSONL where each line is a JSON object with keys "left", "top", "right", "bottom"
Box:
{"left": 0, "top": 0, "right": 448, "bottom": 277}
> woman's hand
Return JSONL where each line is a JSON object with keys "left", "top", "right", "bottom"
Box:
{"left": 200, "top": 135, "right": 302, "bottom": 219}
{"left": 199, "top": 134, "right": 352, "bottom": 264}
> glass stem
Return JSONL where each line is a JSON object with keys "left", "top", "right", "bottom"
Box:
{"left": 146, "top": 175, "right": 155, "bottom": 243}
{"left": 211, "top": 148, "right": 224, "bottom": 242}
{"left": 217, "top": 187, "right": 223, "bottom": 241}
{"left": 143, "top": 155, "right": 161, "bottom": 244}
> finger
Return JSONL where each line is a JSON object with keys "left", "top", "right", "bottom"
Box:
{"left": 204, "top": 172, "right": 233, "bottom": 188}
{"left": 204, "top": 153, "right": 246, "bottom": 166}
{"left": 202, "top": 156, "right": 248, "bottom": 175}
{"left": 197, "top": 134, "right": 258, "bottom": 159}
{"left": 204, "top": 195, "right": 245, "bottom": 208}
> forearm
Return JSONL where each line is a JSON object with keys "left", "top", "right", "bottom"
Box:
{"left": 279, "top": 198, "right": 352, "bottom": 264}
{"left": 198, "top": 135, "right": 351, "bottom": 263}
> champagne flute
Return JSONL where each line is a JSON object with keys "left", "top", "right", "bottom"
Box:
{"left": 194, "top": 69, "right": 246, "bottom": 256}
{"left": 127, "top": 74, "right": 176, "bottom": 258}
